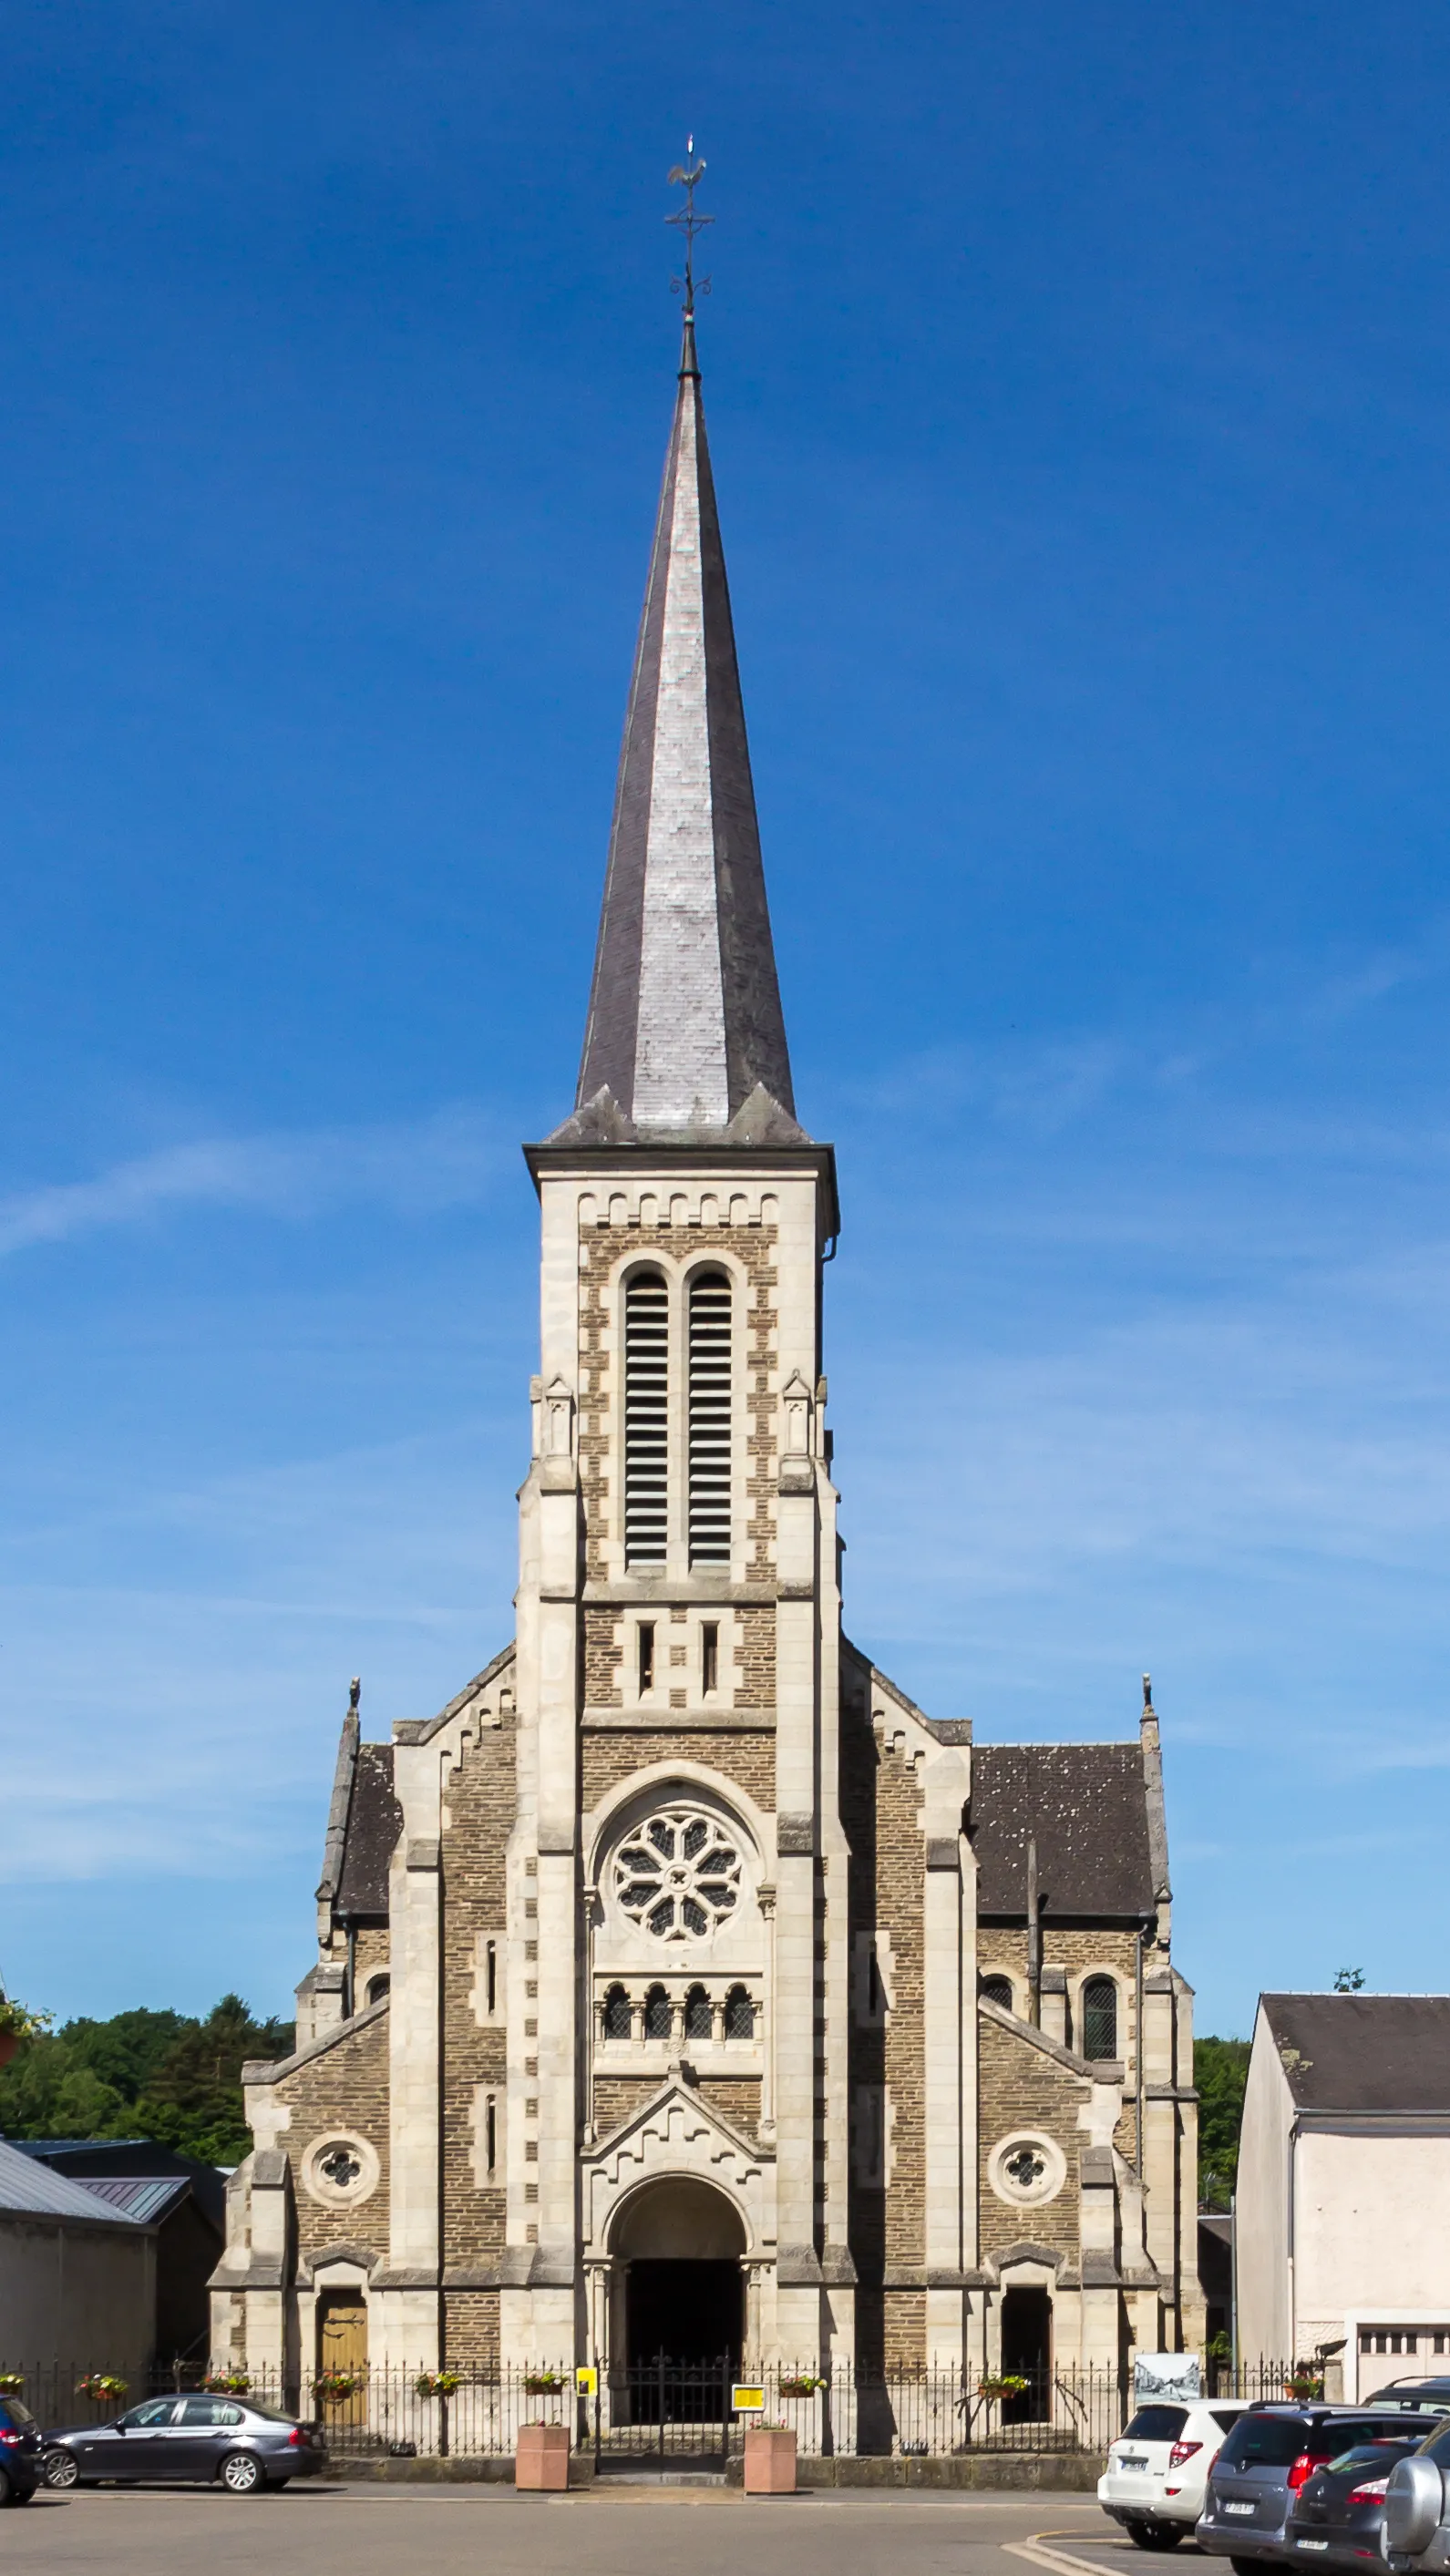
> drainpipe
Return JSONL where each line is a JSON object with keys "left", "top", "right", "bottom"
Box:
{"left": 1135, "top": 1922, "right": 1146, "bottom": 2176}
{"left": 345, "top": 1921, "right": 356, "bottom": 2022}
{"left": 1026, "top": 1838, "right": 1041, "bottom": 2026}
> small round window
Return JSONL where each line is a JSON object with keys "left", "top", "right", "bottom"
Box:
{"left": 614, "top": 1806, "right": 742, "bottom": 1942}
{"left": 302, "top": 2130, "right": 380, "bottom": 2209}
{"left": 988, "top": 2130, "right": 1065, "bottom": 2208}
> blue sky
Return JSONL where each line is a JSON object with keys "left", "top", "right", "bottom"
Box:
{"left": 3, "top": 2, "right": 1450, "bottom": 2037}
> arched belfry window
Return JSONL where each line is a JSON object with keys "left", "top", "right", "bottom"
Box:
{"left": 981, "top": 1975, "right": 1013, "bottom": 2012}
{"left": 1082, "top": 1976, "right": 1118, "bottom": 2061}
{"left": 623, "top": 1271, "right": 669, "bottom": 1565}
{"left": 688, "top": 1269, "right": 732, "bottom": 1565}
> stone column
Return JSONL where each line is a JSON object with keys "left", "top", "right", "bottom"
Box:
{"left": 920, "top": 1748, "right": 971, "bottom": 2366}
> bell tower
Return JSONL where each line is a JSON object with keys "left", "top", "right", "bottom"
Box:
{"left": 510, "top": 256, "right": 850, "bottom": 2366}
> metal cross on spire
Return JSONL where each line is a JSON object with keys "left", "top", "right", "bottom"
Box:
{"left": 666, "top": 138, "right": 713, "bottom": 317}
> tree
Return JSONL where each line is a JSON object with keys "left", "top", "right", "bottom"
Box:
{"left": 0, "top": 1995, "right": 294, "bottom": 2163}
{"left": 1197, "top": 2034, "right": 1251, "bottom": 2210}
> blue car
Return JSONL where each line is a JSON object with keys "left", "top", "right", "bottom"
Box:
{"left": 0, "top": 2394, "right": 45, "bottom": 2504}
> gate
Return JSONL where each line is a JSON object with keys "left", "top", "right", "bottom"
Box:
{"left": 595, "top": 2356, "right": 734, "bottom": 2470}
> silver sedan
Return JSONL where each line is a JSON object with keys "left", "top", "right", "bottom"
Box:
{"left": 43, "top": 2393, "right": 328, "bottom": 2493}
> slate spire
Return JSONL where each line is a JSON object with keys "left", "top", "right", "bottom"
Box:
{"left": 569, "top": 314, "right": 801, "bottom": 1144}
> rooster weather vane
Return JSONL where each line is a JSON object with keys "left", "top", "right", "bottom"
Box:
{"left": 666, "top": 139, "right": 713, "bottom": 317}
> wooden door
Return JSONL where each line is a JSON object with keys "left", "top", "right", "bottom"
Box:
{"left": 316, "top": 2290, "right": 369, "bottom": 2433}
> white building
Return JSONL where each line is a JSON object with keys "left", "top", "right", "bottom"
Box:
{"left": 1237, "top": 1993, "right": 1450, "bottom": 2393}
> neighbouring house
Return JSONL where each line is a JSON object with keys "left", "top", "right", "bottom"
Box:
{"left": 0, "top": 2135, "right": 157, "bottom": 2379}
{"left": 10, "top": 2140, "right": 225, "bottom": 2367}
{"left": 1237, "top": 1994, "right": 1450, "bottom": 2393}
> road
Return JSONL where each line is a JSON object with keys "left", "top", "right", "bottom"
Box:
{"left": 2, "top": 2482, "right": 1162, "bottom": 2576}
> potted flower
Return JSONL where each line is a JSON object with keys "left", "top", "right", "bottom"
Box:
{"left": 1286, "top": 2366, "right": 1324, "bottom": 2401}
{"left": 0, "top": 2375, "right": 24, "bottom": 2397}
{"left": 314, "top": 2371, "right": 361, "bottom": 2405}
{"left": 414, "top": 2372, "right": 462, "bottom": 2398}
{"left": 522, "top": 2369, "right": 566, "bottom": 2395}
{"left": 77, "top": 2374, "right": 128, "bottom": 2406}
{"left": 977, "top": 2372, "right": 1029, "bottom": 2403}
{"left": 203, "top": 2370, "right": 251, "bottom": 2395}
{"left": 0, "top": 1996, "right": 53, "bottom": 2070}
{"left": 778, "top": 2373, "right": 826, "bottom": 2397}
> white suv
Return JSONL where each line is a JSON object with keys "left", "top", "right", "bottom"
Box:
{"left": 1100, "top": 2398, "right": 1254, "bottom": 2549}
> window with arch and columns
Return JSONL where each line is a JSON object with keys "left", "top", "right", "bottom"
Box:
{"left": 620, "top": 1265, "right": 735, "bottom": 1570}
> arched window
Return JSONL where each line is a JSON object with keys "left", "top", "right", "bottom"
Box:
{"left": 643, "top": 1983, "right": 672, "bottom": 2041}
{"left": 602, "top": 1983, "right": 632, "bottom": 2040}
{"left": 365, "top": 1973, "right": 391, "bottom": 2006}
{"left": 623, "top": 1271, "right": 669, "bottom": 1565}
{"left": 1081, "top": 1976, "right": 1118, "bottom": 2061}
{"left": 688, "top": 1270, "right": 732, "bottom": 1565}
{"left": 684, "top": 1984, "right": 713, "bottom": 2040}
{"left": 724, "top": 1984, "right": 755, "bottom": 2039}
{"left": 981, "top": 1975, "right": 1013, "bottom": 2011}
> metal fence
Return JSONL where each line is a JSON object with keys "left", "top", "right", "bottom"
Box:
{"left": 4, "top": 2360, "right": 1133, "bottom": 2460}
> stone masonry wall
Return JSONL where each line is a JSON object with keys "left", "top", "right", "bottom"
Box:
{"left": 439, "top": 1714, "right": 517, "bottom": 2281}
{"left": 581, "top": 1727, "right": 776, "bottom": 1813}
{"left": 976, "top": 2016, "right": 1085, "bottom": 2263}
{"left": 276, "top": 2010, "right": 391, "bottom": 2263}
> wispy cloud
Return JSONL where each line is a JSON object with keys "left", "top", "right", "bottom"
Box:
{"left": 0, "top": 1106, "right": 503, "bottom": 1260}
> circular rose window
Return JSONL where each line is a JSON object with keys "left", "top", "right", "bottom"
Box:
{"left": 987, "top": 2130, "right": 1065, "bottom": 2208}
{"left": 614, "top": 1808, "right": 742, "bottom": 1941}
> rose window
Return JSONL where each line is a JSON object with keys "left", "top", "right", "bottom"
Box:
{"left": 319, "top": 2145, "right": 362, "bottom": 2189}
{"left": 615, "top": 1808, "right": 742, "bottom": 1941}
{"left": 1003, "top": 2144, "right": 1046, "bottom": 2191}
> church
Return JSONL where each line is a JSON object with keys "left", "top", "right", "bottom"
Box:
{"left": 210, "top": 289, "right": 1205, "bottom": 2391}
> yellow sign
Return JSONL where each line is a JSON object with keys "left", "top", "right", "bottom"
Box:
{"left": 575, "top": 2366, "right": 598, "bottom": 2396}
{"left": 732, "top": 2385, "right": 766, "bottom": 2413}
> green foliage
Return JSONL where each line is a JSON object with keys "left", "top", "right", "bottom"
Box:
{"left": 1197, "top": 2033, "right": 1251, "bottom": 2210}
{"left": 0, "top": 1993, "right": 294, "bottom": 2163}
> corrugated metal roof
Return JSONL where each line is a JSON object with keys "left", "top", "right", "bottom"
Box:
{"left": 76, "top": 2175, "right": 187, "bottom": 2222}
{"left": 0, "top": 2137, "right": 147, "bottom": 2223}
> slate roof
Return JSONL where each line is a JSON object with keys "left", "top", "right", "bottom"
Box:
{"left": 11, "top": 2137, "right": 227, "bottom": 2232}
{"left": 334, "top": 1741, "right": 402, "bottom": 1919}
{"left": 570, "top": 315, "right": 798, "bottom": 1142}
{"left": 0, "top": 2135, "right": 148, "bottom": 2223}
{"left": 1260, "top": 1993, "right": 1450, "bottom": 2113}
{"left": 73, "top": 2174, "right": 190, "bottom": 2224}
{"left": 971, "top": 1742, "right": 1157, "bottom": 1921}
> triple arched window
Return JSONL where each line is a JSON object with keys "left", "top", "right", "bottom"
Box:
{"left": 622, "top": 1267, "right": 733, "bottom": 1567}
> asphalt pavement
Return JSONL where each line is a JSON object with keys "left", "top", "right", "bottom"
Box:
{"left": 1, "top": 2482, "right": 1158, "bottom": 2576}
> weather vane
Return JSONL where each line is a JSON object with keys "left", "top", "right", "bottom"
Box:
{"left": 666, "top": 137, "right": 713, "bottom": 317}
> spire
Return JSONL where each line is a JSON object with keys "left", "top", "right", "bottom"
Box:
{"left": 569, "top": 240, "right": 800, "bottom": 1144}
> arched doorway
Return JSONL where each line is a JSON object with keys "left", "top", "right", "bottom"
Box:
{"left": 612, "top": 2177, "right": 746, "bottom": 2373}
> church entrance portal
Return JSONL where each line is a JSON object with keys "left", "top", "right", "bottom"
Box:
{"left": 999, "top": 2284, "right": 1052, "bottom": 2421}
{"left": 610, "top": 2179, "right": 746, "bottom": 2412}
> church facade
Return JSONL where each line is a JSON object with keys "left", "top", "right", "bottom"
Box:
{"left": 211, "top": 311, "right": 1204, "bottom": 2385}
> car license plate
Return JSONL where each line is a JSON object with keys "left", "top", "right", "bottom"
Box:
{"left": 1226, "top": 2502, "right": 1257, "bottom": 2516}
{"left": 1120, "top": 2458, "right": 1148, "bottom": 2470}
{"left": 1297, "top": 2543, "right": 1329, "bottom": 2553}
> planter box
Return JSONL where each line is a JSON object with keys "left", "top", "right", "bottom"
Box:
{"left": 744, "top": 2425, "right": 797, "bottom": 2495}
{"left": 516, "top": 2421, "right": 570, "bottom": 2491}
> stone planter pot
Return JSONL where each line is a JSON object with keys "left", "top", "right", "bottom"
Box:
{"left": 516, "top": 2420, "right": 570, "bottom": 2491}
{"left": 743, "top": 2424, "right": 797, "bottom": 2494}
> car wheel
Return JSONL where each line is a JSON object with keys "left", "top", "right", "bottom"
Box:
{"left": 43, "top": 2450, "right": 80, "bottom": 2490}
{"left": 0, "top": 2467, "right": 13, "bottom": 2509}
{"left": 1143, "top": 2530, "right": 1186, "bottom": 2551}
{"left": 219, "top": 2451, "right": 265, "bottom": 2496}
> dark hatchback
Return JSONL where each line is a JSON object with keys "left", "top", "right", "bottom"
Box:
{"left": 1287, "top": 2432, "right": 1444, "bottom": 2573}
{"left": 0, "top": 2395, "right": 44, "bottom": 2504}
{"left": 43, "top": 2394, "right": 328, "bottom": 2495}
{"left": 1198, "top": 2407, "right": 1445, "bottom": 2568}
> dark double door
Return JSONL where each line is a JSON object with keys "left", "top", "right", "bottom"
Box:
{"left": 618, "top": 2259, "right": 742, "bottom": 2427}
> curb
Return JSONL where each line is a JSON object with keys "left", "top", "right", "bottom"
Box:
{"left": 327, "top": 2451, "right": 1107, "bottom": 2491}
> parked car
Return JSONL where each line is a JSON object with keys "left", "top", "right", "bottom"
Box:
{"left": 0, "top": 2394, "right": 44, "bottom": 2505}
{"left": 1383, "top": 2417, "right": 1450, "bottom": 2571}
{"left": 42, "top": 2394, "right": 327, "bottom": 2494}
{"left": 1286, "top": 2427, "right": 1440, "bottom": 2571}
{"left": 1100, "top": 2397, "right": 1255, "bottom": 2547}
{"left": 1199, "top": 2406, "right": 1444, "bottom": 2569}
{"left": 1370, "top": 2381, "right": 1450, "bottom": 2414}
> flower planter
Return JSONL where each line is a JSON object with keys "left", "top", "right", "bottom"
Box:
{"left": 744, "top": 2424, "right": 797, "bottom": 2495}
{"left": 516, "top": 2420, "right": 570, "bottom": 2491}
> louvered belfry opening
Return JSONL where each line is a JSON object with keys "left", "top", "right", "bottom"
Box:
{"left": 688, "top": 1268, "right": 733, "bottom": 1565}
{"left": 623, "top": 1271, "right": 669, "bottom": 1566}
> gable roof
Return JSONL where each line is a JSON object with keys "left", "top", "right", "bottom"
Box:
{"left": 971, "top": 1741, "right": 1156, "bottom": 1921}
{"left": 1260, "top": 1993, "right": 1450, "bottom": 2113}
{"left": 334, "top": 1742, "right": 402, "bottom": 1918}
{"left": 0, "top": 2135, "right": 149, "bottom": 2223}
